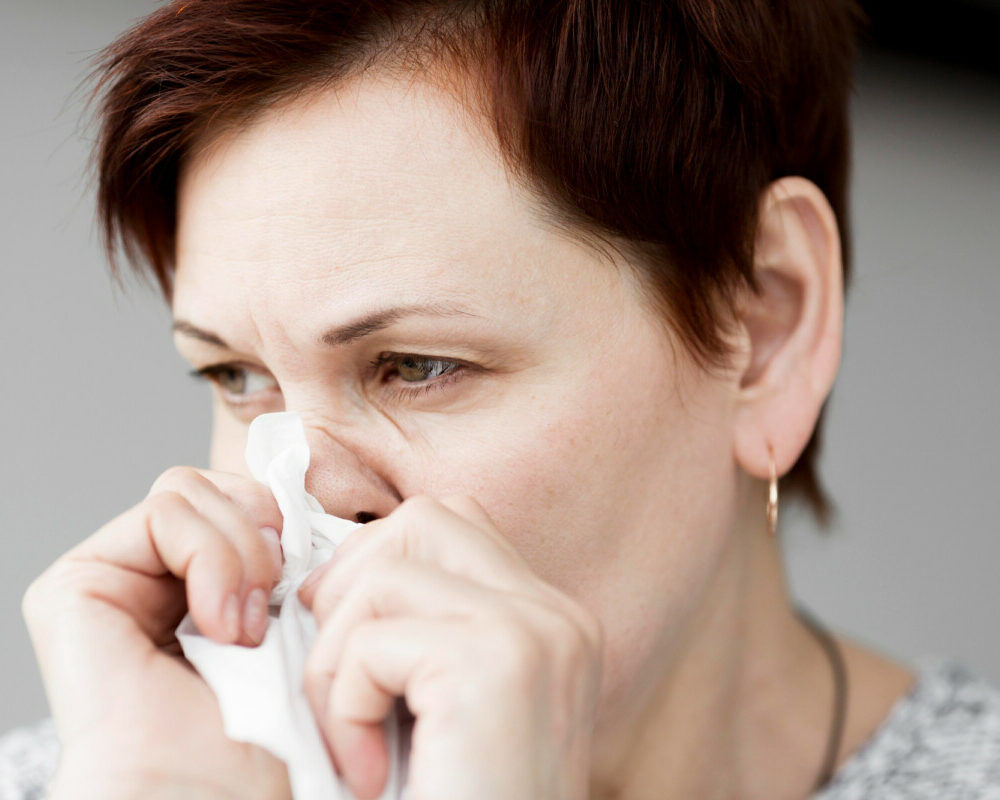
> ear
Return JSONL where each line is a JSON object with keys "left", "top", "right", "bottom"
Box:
{"left": 732, "top": 176, "right": 844, "bottom": 481}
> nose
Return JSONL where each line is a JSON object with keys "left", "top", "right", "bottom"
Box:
{"left": 301, "top": 422, "right": 402, "bottom": 524}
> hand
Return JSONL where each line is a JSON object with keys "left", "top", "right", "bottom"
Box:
{"left": 22, "top": 466, "right": 291, "bottom": 799}
{"left": 298, "top": 495, "right": 605, "bottom": 800}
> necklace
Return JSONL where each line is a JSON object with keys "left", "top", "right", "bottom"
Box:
{"left": 795, "top": 607, "right": 849, "bottom": 792}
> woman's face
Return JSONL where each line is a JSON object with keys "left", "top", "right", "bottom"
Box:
{"left": 173, "top": 72, "right": 747, "bottom": 725}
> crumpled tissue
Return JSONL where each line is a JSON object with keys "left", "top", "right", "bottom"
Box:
{"left": 176, "top": 411, "right": 407, "bottom": 799}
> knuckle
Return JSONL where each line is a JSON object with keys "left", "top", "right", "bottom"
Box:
{"left": 382, "top": 499, "right": 433, "bottom": 557}
{"left": 240, "top": 486, "right": 281, "bottom": 524}
{"left": 22, "top": 559, "right": 103, "bottom": 628}
{"left": 312, "top": 556, "right": 398, "bottom": 618}
{"left": 216, "top": 476, "right": 281, "bottom": 527}
{"left": 148, "top": 465, "right": 202, "bottom": 497}
{"left": 143, "top": 489, "right": 193, "bottom": 525}
{"left": 20, "top": 573, "right": 47, "bottom": 623}
{"left": 312, "top": 577, "right": 345, "bottom": 620}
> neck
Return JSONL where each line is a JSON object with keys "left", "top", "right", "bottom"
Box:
{"left": 588, "top": 487, "right": 837, "bottom": 800}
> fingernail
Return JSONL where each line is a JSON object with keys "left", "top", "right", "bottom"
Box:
{"left": 244, "top": 587, "right": 269, "bottom": 645}
{"left": 259, "top": 526, "right": 283, "bottom": 580}
{"left": 222, "top": 593, "right": 241, "bottom": 643}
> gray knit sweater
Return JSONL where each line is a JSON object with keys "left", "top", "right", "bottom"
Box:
{"left": 814, "top": 657, "right": 1000, "bottom": 799}
{"left": 2, "top": 657, "right": 999, "bottom": 799}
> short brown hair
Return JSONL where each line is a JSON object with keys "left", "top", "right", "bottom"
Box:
{"left": 93, "top": 0, "right": 864, "bottom": 525}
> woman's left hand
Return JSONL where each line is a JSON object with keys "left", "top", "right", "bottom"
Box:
{"left": 298, "top": 495, "right": 605, "bottom": 800}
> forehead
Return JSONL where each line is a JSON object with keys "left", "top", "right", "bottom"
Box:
{"left": 175, "top": 72, "right": 554, "bottom": 308}
{"left": 174, "top": 71, "right": 638, "bottom": 359}
{"left": 172, "top": 70, "right": 643, "bottom": 360}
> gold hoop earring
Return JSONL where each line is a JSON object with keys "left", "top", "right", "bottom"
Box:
{"left": 766, "top": 442, "right": 779, "bottom": 537}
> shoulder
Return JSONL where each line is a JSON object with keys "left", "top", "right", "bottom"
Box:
{"left": 816, "top": 657, "right": 1000, "bottom": 799}
{"left": 0, "top": 718, "right": 58, "bottom": 799}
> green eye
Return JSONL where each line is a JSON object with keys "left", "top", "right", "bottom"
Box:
{"left": 368, "top": 353, "right": 470, "bottom": 401}
{"left": 370, "top": 353, "right": 462, "bottom": 385}
{"left": 214, "top": 366, "right": 246, "bottom": 394}
{"left": 395, "top": 356, "right": 455, "bottom": 382}
{"left": 191, "top": 364, "right": 278, "bottom": 397}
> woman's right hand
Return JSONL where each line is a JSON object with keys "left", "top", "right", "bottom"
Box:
{"left": 22, "top": 466, "right": 292, "bottom": 799}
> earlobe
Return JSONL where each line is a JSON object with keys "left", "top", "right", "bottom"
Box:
{"left": 732, "top": 177, "right": 844, "bottom": 481}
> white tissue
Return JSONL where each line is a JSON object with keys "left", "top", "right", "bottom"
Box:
{"left": 176, "top": 411, "right": 406, "bottom": 800}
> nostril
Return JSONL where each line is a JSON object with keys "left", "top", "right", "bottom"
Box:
{"left": 355, "top": 511, "right": 378, "bottom": 524}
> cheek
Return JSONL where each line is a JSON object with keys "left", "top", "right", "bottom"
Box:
{"left": 412, "top": 333, "right": 741, "bottom": 714}
{"left": 411, "top": 347, "right": 689, "bottom": 594}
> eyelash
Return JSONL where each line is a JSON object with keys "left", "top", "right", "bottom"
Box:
{"left": 189, "top": 353, "right": 468, "bottom": 404}
{"left": 367, "top": 353, "right": 465, "bottom": 396}
{"left": 188, "top": 363, "right": 277, "bottom": 407}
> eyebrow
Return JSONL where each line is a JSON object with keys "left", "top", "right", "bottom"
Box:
{"left": 320, "top": 304, "right": 479, "bottom": 346}
{"left": 172, "top": 303, "right": 479, "bottom": 350}
{"left": 172, "top": 319, "right": 229, "bottom": 348}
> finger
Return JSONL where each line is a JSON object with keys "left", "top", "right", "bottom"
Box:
{"left": 304, "top": 558, "right": 600, "bottom": 721}
{"left": 315, "top": 618, "right": 470, "bottom": 800}
{"left": 147, "top": 468, "right": 284, "bottom": 643}
{"left": 152, "top": 466, "right": 285, "bottom": 534}
{"left": 305, "top": 558, "right": 503, "bottom": 681}
{"left": 71, "top": 491, "right": 248, "bottom": 644}
{"left": 299, "top": 495, "right": 527, "bottom": 612}
{"left": 23, "top": 559, "right": 184, "bottom": 682}
{"left": 80, "top": 566, "right": 187, "bottom": 647}
{"left": 260, "top": 525, "right": 284, "bottom": 580}
{"left": 149, "top": 467, "right": 283, "bottom": 589}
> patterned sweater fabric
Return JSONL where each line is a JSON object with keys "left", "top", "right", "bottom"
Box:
{"left": 2, "top": 657, "right": 999, "bottom": 799}
{"left": 814, "top": 657, "right": 1000, "bottom": 799}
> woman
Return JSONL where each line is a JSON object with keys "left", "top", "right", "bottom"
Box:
{"left": 6, "top": 1, "right": 1000, "bottom": 798}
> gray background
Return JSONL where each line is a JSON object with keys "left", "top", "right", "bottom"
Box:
{"left": 1, "top": 1, "right": 998, "bottom": 733}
